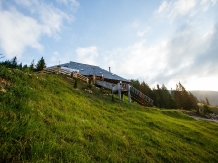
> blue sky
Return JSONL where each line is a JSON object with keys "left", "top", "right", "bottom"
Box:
{"left": 0, "top": 0, "right": 218, "bottom": 91}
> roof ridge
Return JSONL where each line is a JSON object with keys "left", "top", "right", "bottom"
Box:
{"left": 69, "top": 61, "right": 100, "bottom": 68}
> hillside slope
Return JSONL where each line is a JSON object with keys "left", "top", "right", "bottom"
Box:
{"left": 1, "top": 66, "right": 218, "bottom": 163}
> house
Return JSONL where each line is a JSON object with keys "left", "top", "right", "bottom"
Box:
{"left": 52, "top": 61, "right": 130, "bottom": 84}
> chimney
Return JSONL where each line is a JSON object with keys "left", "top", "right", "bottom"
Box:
{"left": 109, "top": 67, "right": 111, "bottom": 72}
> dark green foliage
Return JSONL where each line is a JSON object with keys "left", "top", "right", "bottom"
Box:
{"left": 29, "top": 59, "right": 35, "bottom": 71}
{"left": 0, "top": 56, "right": 18, "bottom": 69}
{"left": 203, "top": 105, "right": 209, "bottom": 114}
{"left": 74, "top": 78, "right": 78, "bottom": 88}
{"left": 131, "top": 80, "right": 176, "bottom": 109}
{"left": 206, "top": 97, "right": 210, "bottom": 105}
{"left": 11, "top": 56, "right": 18, "bottom": 68}
{"left": 0, "top": 54, "right": 4, "bottom": 59}
{"left": 0, "top": 56, "right": 32, "bottom": 71}
{"left": 153, "top": 84, "right": 176, "bottom": 109}
{"left": 172, "top": 82, "right": 198, "bottom": 110}
{"left": 36, "top": 57, "right": 46, "bottom": 71}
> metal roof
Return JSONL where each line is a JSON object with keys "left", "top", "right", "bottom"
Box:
{"left": 52, "top": 61, "right": 130, "bottom": 82}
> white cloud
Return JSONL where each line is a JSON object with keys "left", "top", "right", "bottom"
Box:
{"left": 0, "top": 1, "right": 78, "bottom": 59}
{"left": 101, "top": 22, "right": 218, "bottom": 91}
{"left": 76, "top": 46, "right": 98, "bottom": 65}
{"left": 157, "top": 1, "right": 170, "bottom": 13}
{"left": 56, "top": 0, "right": 79, "bottom": 6}
{"left": 156, "top": 0, "right": 217, "bottom": 21}
{"left": 56, "top": 0, "right": 79, "bottom": 12}
{"left": 132, "top": 20, "right": 141, "bottom": 28}
{"left": 102, "top": 40, "right": 168, "bottom": 82}
{"left": 14, "top": 0, "right": 33, "bottom": 8}
{"left": 137, "top": 27, "right": 151, "bottom": 37}
{"left": 0, "top": 9, "right": 43, "bottom": 58}
{"left": 38, "top": 4, "right": 72, "bottom": 36}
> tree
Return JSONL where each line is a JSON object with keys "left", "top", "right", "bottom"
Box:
{"left": 29, "top": 59, "right": 35, "bottom": 71}
{"left": 36, "top": 57, "right": 46, "bottom": 71}
{"left": 172, "top": 82, "right": 198, "bottom": 110}
{"left": 0, "top": 54, "right": 4, "bottom": 59}
{"left": 153, "top": 84, "right": 176, "bottom": 109}
{"left": 206, "top": 97, "right": 210, "bottom": 105}
{"left": 11, "top": 56, "right": 18, "bottom": 68}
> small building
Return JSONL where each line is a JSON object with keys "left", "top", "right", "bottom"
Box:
{"left": 56, "top": 61, "right": 130, "bottom": 84}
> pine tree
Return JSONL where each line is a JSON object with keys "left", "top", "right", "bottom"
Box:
{"left": 11, "top": 56, "right": 18, "bottom": 68}
{"left": 206, "top": 97, "right": 210, "bottom": 105}
{"left": 29, "top": 60, "right": 35, "bottom": 71}
{"left": 173, "top": 82, "right": 198, "bottom": 110}
{"left": 0, "top": 54, "right": 4, "bottom": 59}
{"left": 36, "top": 57, "right": 46, "bottom": 71}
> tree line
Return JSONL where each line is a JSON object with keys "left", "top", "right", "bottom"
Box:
{"left": 131, "top": 79, "right": 199, "bottom": 111}
{"left": 0, "top": 56, "right": 46, "bottom": 72}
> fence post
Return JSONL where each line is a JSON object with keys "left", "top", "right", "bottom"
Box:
{"left": 118, "top": 83, "right": 121, "bottom": 100}
{"left": 73, "top": 72, "right": 78, "bottom": 78}
{"left": 57, "top": 65, "right": 61, "bottom": 74}
{"left": 128, "top": 84, "right": 131, "bottom": 103}
{"left": 111, "top": 86, "right": 114, "bottom": 101}
{"left": 93, "top": 75, "right": 96, "bottom": 84}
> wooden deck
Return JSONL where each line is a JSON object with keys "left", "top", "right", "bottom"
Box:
{"left": 95, "top": 80, "right": 154, "bottom": 106}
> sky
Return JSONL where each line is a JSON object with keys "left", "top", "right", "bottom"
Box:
{"left": 0, "top": 0, "right": 218, "bottom": 91}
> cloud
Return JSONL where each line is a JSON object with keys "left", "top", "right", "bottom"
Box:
{"left": 156, "top": 0, "right": 217, "bottom": 21}
{"left": 102, "top": 40, "right": 167, "bottom": 82}
{"left": 76, "top": 46, "right": 98, "bottom": 65}
{"left": 137, "top": 27, "right": 151, "bottom": 37}
{"left": 0, "top": 9, "right": 43, "bottom": 58}
{"left": 101, "top": 21, "right": 218, "bottom": 91}
{"left": 132, "top": 20, "right": 141, "bottom": 28}
{"left": 0, "top": 0, "right": 78, "bottom": 58}
{"left": 56, "top": 0, "right": 79, "bottom": 7}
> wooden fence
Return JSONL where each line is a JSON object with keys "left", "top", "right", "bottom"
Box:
{"left": 38, "top": 67, "right": 89, "bottom": 83}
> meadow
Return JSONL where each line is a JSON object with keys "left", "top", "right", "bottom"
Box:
{"left": 1, "top": 66, "right": 218, "bottom": 162}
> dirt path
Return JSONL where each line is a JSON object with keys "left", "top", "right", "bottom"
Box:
{"left": 191, "top": 116, "right": 218, "bottom": 123}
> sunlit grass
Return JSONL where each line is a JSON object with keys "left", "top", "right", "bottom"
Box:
{"left": 1, "top": 66, "right": 218, "bottom": 162}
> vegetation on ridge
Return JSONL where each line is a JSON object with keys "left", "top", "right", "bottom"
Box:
{"left": 1, "top": 66, "right": 218, "bottom": 162}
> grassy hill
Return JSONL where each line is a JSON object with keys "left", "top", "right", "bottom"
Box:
{"left": 1, "top": 66, "right": 218, "bottom": 162}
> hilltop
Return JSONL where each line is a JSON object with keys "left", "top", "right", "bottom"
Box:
{"left": 1, "top": 66, "right": 218, "bottom": 162}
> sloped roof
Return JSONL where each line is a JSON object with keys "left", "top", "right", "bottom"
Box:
{"left": 58, "top": 61, "right": 129, "bottom": 82}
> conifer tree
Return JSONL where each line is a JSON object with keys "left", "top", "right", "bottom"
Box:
{"left": 0, "top": 54, "right": 4, "bottom": 59}
{"left": 206, "top": 97, "right": 210, "bottom": 105}
{"left": 173, "top": 82, "right": 198, "bottom": 110}
{"left": 36, "top": 57, "right": 46, "bottom": 71}
{"left": 11, "top": 56, "right": 18, "bottom": 68}
{"left": 29, "top": 60, "right": 35, "bottom": 71}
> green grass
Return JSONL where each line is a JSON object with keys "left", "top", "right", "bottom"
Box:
{"left": 1, "top": 66, "right": 218, "bottom": 162}
{"left": 208, "top": 106, "right": 218, "bottom": 114}
{"left": 198, "top": 103, "right": 218, "bottom": 115}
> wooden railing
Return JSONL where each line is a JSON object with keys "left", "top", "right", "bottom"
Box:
{"left": 130, "top": 86, "right": 153, "bottom": 106}
{"left": 41, "top": 67, "right": 72, "bottom": 75}
{"left": 74, "top": 72, "right": 89, "bottom": 83}
{"left": 39, "top": 67, "right": 89, "bottom": 83}
{"left": 95, "top": 80, "right": 116, "bottom": 90}
{"left": 95, "top": 80, "right": 153, "bottom": 106}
